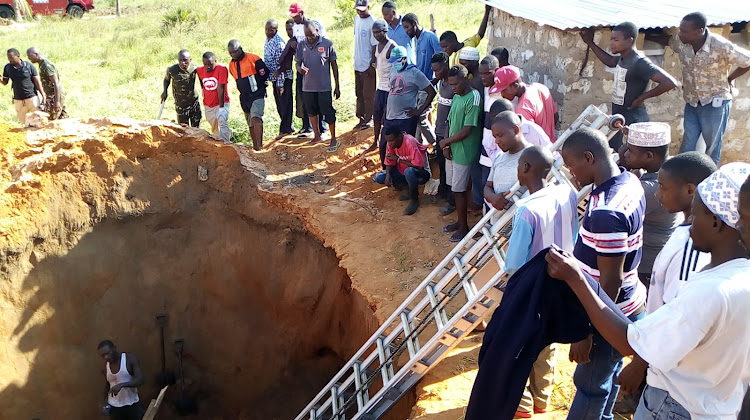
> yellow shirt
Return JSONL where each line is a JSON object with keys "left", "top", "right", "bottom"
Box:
{"left": 449, "top": 34, "right": 482, "bottom": 67}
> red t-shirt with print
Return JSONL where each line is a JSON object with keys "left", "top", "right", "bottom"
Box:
{"left": 196, "top": 64, "right": 230, "bottom": 108}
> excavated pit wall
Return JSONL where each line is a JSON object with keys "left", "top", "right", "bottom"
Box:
{"left": 0, "top": 120, "right": 412, "bottom": 419}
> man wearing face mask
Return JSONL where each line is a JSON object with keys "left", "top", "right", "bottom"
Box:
{"left": 379, "top": 45, "right": 436, "bottom": 168}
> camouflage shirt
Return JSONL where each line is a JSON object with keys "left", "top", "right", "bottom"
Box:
{"left": 165, "top": 63, "right": 199, "bottom": 108}
{"left": 38, "top": 58, "right": 64, "bottom": 99}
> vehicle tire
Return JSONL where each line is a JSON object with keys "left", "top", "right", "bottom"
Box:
{"left": 0, "top": 5, "right": 15, "bottom": 19}
{"left": 66, "top": 4, "right": 84, "bottom": 18}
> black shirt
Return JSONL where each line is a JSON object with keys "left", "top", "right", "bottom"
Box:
{"left": 611, "top": 52, "right": 659, "bottom": 111}
{"left": 3, "top": 60, "right": 38, "bottom": 100}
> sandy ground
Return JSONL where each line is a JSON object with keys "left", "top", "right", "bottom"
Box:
{"left": 0, "top": 117, "right": 637, "bottom": 419}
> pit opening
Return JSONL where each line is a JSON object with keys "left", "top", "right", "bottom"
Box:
{"left": 0, "top": 123, "right": 415, "bottom": 420}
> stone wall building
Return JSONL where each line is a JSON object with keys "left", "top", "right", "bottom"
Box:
{"left": 480, "top": 0, "right": 750, "bottom": 163}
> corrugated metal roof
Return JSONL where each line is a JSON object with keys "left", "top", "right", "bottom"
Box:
{"left": 479, "top": 0, "right": 750, "bottom": 31}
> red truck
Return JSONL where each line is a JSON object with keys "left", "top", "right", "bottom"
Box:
{"left": 0, "top": 0, "right": 94, "bottom": 19}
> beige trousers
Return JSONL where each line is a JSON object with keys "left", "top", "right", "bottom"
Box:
{"left": 517, "top": 343, "right": 558, "bottom": 413}
{"left": 14, "top": 96, "right": 40, "bottom": 125}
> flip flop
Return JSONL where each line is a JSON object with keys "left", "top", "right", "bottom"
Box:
{"left": 450, "top": 230, "right": 468, "bottom": 242}
{"left": 442, "top": 222, "right": 459, "bottom": 233}
{"left": 326, "top": 141, "right": 341, "bottom": 153}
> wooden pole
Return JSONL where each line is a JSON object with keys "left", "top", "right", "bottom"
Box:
{"left": 115, "top": 0, "right": 120, "bottom": 16}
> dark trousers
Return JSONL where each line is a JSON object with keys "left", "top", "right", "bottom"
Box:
{"left": 436, "top": 136, "right": 454, "bottom": 204}
{"left": 471, "top": 161, "right": 491, "bottom": 207}
{"left": 380, "top": 117, "right": 419, "bottom": 169}
{"left": 355, "top": 69, "right": 376, "bottom": 122}
{"left": 110, "top": 402, "right": 144, "bottom": 420}
{"left": 274, "top": 78, "right": 294, "bottom": 134}
{"left": 296, "top": 71, "right": 326, "bottom": 132}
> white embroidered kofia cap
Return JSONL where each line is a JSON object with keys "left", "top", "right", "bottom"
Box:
{"left": 626, "top": 122, "right": 671, "bottom": 148}
{"left": 696, "top": 162, "right": 750, "bottom": 229}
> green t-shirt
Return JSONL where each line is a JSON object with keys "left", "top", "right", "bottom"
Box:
{"left": 447, "top": 88, "right": 482, "bottom": 165}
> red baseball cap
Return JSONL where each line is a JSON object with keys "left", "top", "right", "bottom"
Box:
{"left": 288, "top": 2, "right": 304, "bottom": 17}
{"left": 489, "top": 65, "right": 521, "bottom": 95}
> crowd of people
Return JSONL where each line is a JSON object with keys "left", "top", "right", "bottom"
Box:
{"left": 4, "top": 3, "right": 750, "bottom": 420}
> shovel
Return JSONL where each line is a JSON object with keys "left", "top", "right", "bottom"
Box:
{"left": 155, "top": 314, "right": 176, "bottom": 388}
{"left": 157, "top": 100, "right": 166, "bottom": 119}
{"left": 174, "top": 339, "right": 198, "bottom": 416}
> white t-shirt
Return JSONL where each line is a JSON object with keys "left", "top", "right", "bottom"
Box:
{"left": 293, "top": 18, "right": 327, "bottom": 43}
{"left": 487, "top": 143, "right": 530, "bottom": 222}
{"left": 353, "top": 15, "right": 377, "bottom": 72}
{"left": 628, "top": 258, "right": 750, "bottom": 419}
{"left": 646, "top": 224, "right": 710, "bottom": 314}
{"left": 520, "top": 115, "right": 552, "bottom": 149}
{"left": 481, "top": 88, "right": 500, "bottom": 167}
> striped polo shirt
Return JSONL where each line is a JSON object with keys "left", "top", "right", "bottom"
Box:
{"left": 574, "top": 168, "right": 647, "bottom": 316}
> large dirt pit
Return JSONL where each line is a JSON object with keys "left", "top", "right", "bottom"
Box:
{"left": 0, "top": 120, "right": 414, "bottom": 419}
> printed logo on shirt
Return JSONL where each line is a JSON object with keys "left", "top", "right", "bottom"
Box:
{"left": 612, "top": 65, "right": 627, "bottom": 106}
{"left": 390, "top": 75, "right": 407, "bottom": 95}
{"left": 438, "top": 96, "right": 452, "bottom": 107}
{"left": 360, "top": 29, "right": 368, "bottom": 38}
{"left": 202, "top": 77, "right": 218, "bottom": 91}
{"left": 318, "top": 47, "right": 325, "bottom": 52}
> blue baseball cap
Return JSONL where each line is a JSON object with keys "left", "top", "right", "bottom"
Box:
{"left": 388, "top": 46, "right": 408, "bottom": 63}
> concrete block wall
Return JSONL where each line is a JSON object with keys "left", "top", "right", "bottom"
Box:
{"left": 486, "top": 8, "right": 750, "bottom": 163}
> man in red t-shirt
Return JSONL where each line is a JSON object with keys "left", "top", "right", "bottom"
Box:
{"left": 373, "top": 126, "right": 431, "bottom": 215}
{"left": 197, "top": 51, "right": 231, "bottom": 143}
{"left": 489, "top": 65, "right": 559, "bottom": 142}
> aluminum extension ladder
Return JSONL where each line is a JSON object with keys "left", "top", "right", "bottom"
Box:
{"left": 294, "top": 104, "right": 622, "bottom": 420}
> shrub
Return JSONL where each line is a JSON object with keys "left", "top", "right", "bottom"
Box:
{"left": 161, "top": 7, "right": 201, "bottom": 34}
{"left": 332, "top": 0, "right": 357, "bottom": 29}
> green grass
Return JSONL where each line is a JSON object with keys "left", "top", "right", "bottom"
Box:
{"left": 0, "top": 0, "right": 486, "bottom": 142}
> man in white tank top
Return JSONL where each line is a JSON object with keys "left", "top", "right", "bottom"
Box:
{"left": 98, "top": 340, "right": 145, "bottom": 420}
{"left": 366, "top": 19, "right": 396, "bottom": 153}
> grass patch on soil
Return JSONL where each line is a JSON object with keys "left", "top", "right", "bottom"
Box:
{"left": 0, "top": 0, "right": 487, "bottom": 142}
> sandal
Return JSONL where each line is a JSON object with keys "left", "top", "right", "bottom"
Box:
{"left": 442, "top": 222, "right": 459, "bottom": 233}
{"left": 450, "top": 230, "right": 468, "bottom": 242}
{"left": 326, "top": 141, "right": 341, "bottom": 153}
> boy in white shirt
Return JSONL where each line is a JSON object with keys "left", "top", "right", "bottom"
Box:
{"left": 547, "top": 162, "right": 750, "bottom": 420}
{"left": 616, "top": 151, "right": 717, "bottom": 396}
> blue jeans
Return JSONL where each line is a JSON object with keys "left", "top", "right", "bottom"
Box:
{"left": 633, "top": 385, "right": 691, "bottom": 420}
{"left": 374, "top": 167, "right": 430, "bottom": 190}
{"left": 471, "top": 162, "right": 491, "bottom": 207}
{"left": 680, "top": 100, "right": 731, "bottom": 165}
{"left": 568, "top": 309, "right": 646, "bottom": 420}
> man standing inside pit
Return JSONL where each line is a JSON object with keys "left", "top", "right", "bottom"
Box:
{"left": 289, "top": 2, "right": 327, "bottom": 138}
{"left": 161, "top": 50, "right": 201, "bottom": 127}
{"left": 265, "top": 19, "right": 294, "bottom": 140}
{"left": 296, "top": 21, "right": 341, "bottom": 152}
{"left": 352, "top": 0, "right": 377, "bottom": 131}
{"left": 649, "top": 12, "right": 750, "bottom": 164}
{"left": 98, "top": 340, "right": 145, "bottom": 420}
{"left": 26, "top": 47, "right": 67, "bottom": 120}
{"left": 228, "top": 39, "right": 269, "bottom": 151}
{"left": 1, "top": 48, "right": 44, "bottom": 126}
{"left": 438, "top": 4, "right": 491, "bottom": 67}
{"left": 196, "top": 52, "right": 231, "bottom": 143}
{"left": 580, "top": 22, "right": 677, "bottom": 149}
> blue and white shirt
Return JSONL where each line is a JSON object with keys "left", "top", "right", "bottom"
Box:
{"left": 574, "top": 168, "right": 647, "bottom": 316}
{"left": 504, "top": 184, "right": 579, "bottom": 276}
{"left": 264, "top": 33, "right": 290, "bottom": 88}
